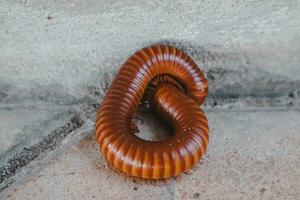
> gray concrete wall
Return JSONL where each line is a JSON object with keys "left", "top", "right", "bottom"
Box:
{"left": 1, "top": 0, "right": 300, "bottom": 102}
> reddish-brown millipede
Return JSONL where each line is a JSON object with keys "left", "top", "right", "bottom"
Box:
{"left": 96, "top": 45, "right": 209, "bottom": 179}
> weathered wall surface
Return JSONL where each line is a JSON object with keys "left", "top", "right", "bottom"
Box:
{"left": 1, "top": 0, "right": 300, "bottom": 102}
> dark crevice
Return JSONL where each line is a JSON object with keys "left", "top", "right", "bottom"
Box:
{"left": 0, "top": 116, "right": 84, "bottom": 191}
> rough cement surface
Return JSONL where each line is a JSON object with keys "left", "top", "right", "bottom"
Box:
{"left": 1, "top": 0, "right": 300, "bottom": 99}
{"left": 0, "top": 103, "right": 74, "bottom": 162}
{"left": 1, "top": 0, "right": 300, "bottom": 198}
{"left": 0, "top": 115, "right": 83, "bottom": 190}
{"left": 0, "top": 109, "right": 299, "bottom": 200}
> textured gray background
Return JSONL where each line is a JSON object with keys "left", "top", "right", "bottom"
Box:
{"left": 1, "top": 0, "right": 300, "bottom": 99}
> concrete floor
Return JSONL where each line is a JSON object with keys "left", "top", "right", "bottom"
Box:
{"left": 0, "top": 108, "right": 299, "bottom": 200}
{"left": 1, "top": 0, "right": 300, "bottom": 199}
{"left": 0, "top": 102, "right": 74, "bottom": 163}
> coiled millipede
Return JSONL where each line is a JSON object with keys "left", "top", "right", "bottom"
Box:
{"left": 96, "top": 45, "right": 209, "bottom": 179}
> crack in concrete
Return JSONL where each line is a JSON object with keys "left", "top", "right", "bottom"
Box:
{"left": 0, "top": 116, "right": 84, "bottom": 191}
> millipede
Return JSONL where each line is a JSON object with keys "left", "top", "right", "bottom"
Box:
{"left": 96, "top": 44, "right": 209, "bottom": 179}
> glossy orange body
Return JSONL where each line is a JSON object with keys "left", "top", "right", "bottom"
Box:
{"left": 96, "top": 45, "right": 209, "bottom": 179}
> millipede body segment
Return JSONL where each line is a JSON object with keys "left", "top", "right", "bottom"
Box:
{"left": 96, "top": 45, "right": 209, "bottom": 179}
